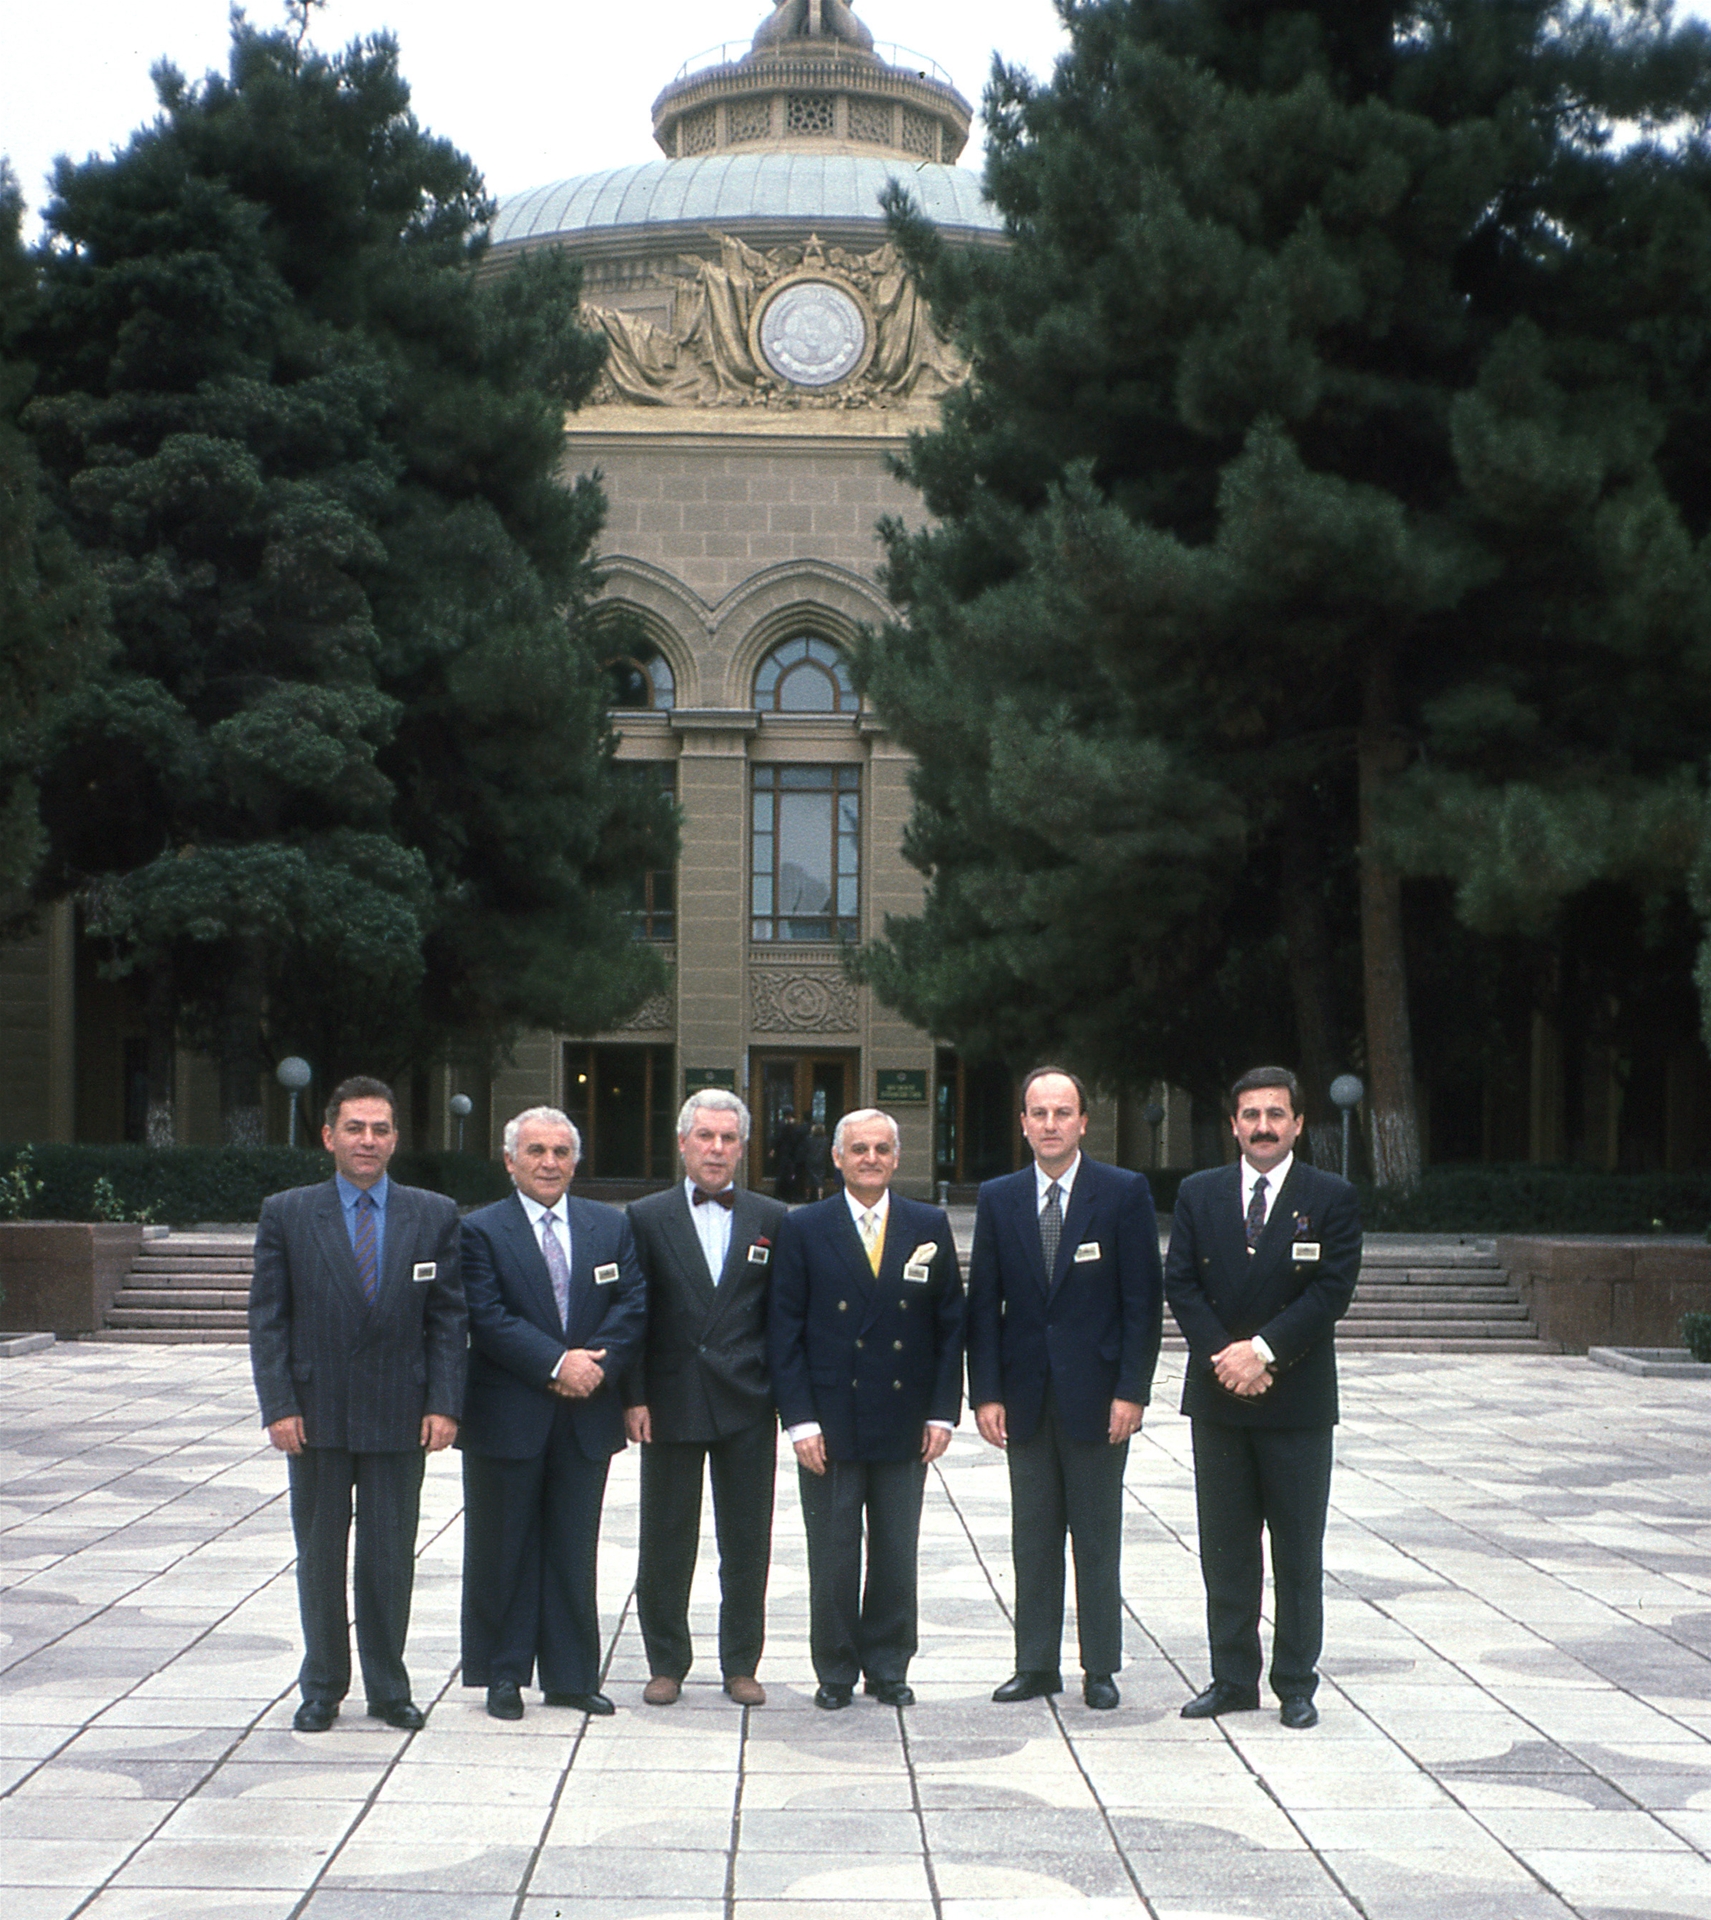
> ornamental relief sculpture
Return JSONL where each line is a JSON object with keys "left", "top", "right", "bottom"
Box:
{"left": 751, "top": 969, "right": 860, "bottom": 1032}
{"left": 583, "top": 231, "right": 966, "bottom": 410}
{"left": 613, "top": 989, "right": 675, "bottom": 1032}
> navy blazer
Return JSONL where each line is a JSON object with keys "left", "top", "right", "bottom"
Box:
{"left": 458, "top": 1191, "right": 647, "bottom": 1462}
{"left": 249, "top": 1179, "right": 466, "bottom": 1453}
{"left": 768, "top": 1191, "right": 965, "bottom": 1463}
{"left": 1165, "top": 1160, "right": 1361, "bottom": 1430}
{"left": 966, "top": 1157, "right": 1164, "bottom": 1448}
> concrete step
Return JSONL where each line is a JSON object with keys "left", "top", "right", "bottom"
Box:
{"left": 104, "top": 1307, "right": 249, "bottom": 1329}
{"left": 1338, "top": 1316, "right": 1547, "bottom": 1340}
{"left": 1353, "top": 1283, "right": 1519, "bottom": 1304}
{"left": 112, "top": 1289, "right": 252, "bottom": 1311}
{"left": 130, "top": 1256, "right": 253, "bottom": 1274}
{"left": 120, "top": 1274, "right": 253, "bottom": 1292}
{"left": 1347, "top": 1301, "right": 1532, "bottom": 1322}
{"left": 84, "top": 1328, "right": 249, "bottom": 1344}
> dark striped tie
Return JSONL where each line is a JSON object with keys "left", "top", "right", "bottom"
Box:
{"left": 1039, "top": 1180, "right": 1062, "bottom": 1285}
{"left": 1245, "top": 1174, "right": 1268, "bottom": 1255}
{"left": 354, "top": 1191, "right": 379, "bottom": 1303}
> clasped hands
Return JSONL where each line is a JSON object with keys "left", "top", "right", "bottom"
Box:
{"left": 1212, "top": 1339, "right": 1273, "bottom": 1397}
{"left": 552, "top": 1347, "right": 607, "bottom": 1399}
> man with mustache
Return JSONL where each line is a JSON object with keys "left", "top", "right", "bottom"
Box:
{"left": 1165, "top": 1069, "right": 1361, "bottom": 1729}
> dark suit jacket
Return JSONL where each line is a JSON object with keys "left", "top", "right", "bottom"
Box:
{"left": 768, "top": 1191, "right": 965, "bottom": 1463}
{"left": 966, "top": 1157, "right": 1164, "bottom": 1447}
{"left": 249, "top": 1178, "right": 466, "bottom": 1453}
{"left": 1165, "top": 1160, "right": 1361, "bottom": 1429}
{"left": 623, "top": 1184, "right": 788, "bottom": 1444}
{"left": 458, "top": 1191, "right": 646, "bottom": 1462}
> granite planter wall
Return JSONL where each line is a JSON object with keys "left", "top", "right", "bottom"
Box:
{"left": 0, "top": 1222, "right": 142, "bottom": 1336}
{"left": 1496, "top": 1236, "right": 1711, "bottom": 1354}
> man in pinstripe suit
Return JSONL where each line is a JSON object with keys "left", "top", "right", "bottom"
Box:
{"left": 250, "top": 1077, "right": 466, "bottom": 1734}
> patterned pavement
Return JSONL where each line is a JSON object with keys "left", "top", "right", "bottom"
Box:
{"left": 2, "top": 1344, "right": 1708, "bottom": 1920}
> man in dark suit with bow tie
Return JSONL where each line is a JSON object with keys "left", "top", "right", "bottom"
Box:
{"left": 458, "top": 1106, "right": 646, "bottom": 1721}
{"left": 768, "top": 1109, "right": 964, "bottom": 1708}
{"left": 624, "top": 1089, "right": 786, "bottom": 1708}
{"left": 1165, "top": 1068, "right": 1361, "bottom": 1729}
{"left": 249, "top": 1076, "right": 466, "bottom": 1734}
{"left": 967, "top": 1068, "right": 1163, "bottom": 1712}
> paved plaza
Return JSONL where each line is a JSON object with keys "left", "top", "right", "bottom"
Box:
{"left": 2, "top": 1343, "right": 1708, "bottom": 1920}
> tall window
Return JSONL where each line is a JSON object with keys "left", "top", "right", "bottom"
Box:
{"left": 563, "top": 1044, "right": 676, "bottom": 1179}
{"left": 751, "top": 765, "right": 859, "bottom": 942}
{"left": 754, "top": 635, "right": 858, "bottom": 713}
{"left": 622, "top": 761, "right": 676, "bottom": 941}
{"left": 605, "top": 638, "right": 675, "bottom": 710}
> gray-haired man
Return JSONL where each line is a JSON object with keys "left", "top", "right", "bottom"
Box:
{"left": 624, "top": 1090, "right": 787, "bottom": 1706}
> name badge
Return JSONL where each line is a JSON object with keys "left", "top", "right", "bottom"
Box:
{"left": 1292, "top": 1243, "right": 1321, "bottom": 1263}
{"left": 749, "top": 1243, "right": 770, "bottom": 1266}
{"left": 903, "top": 1262, "right": 932, "bottom": 1284}
{"left": 412, "top": 1262, "right": 436, "bottom": 1283}
{"left": 1073, "top": 1241, "right": 1100, "bottom": 1263}
{"left": 594, "top": 1262, "right": 620, "bottom": 1285}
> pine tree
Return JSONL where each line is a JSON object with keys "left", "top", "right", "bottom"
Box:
{"left": 24, "top": 20, "right": 670, "bottom": 1142}
{"left": 863, "top": 0, "right": 1711, "bottom": 1181}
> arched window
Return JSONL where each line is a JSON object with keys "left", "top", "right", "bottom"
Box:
{"left": 753, "top": 635, "right": 858, "bottom": 714}
{"left": 604, "top": 639, "right": 675, "bottom": 710}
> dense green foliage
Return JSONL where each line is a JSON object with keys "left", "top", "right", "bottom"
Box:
{"left": 1681, "top": 1310, "right": 1711, "bottom": 1359}
{"left": 860, "top": 0, "right": 1711, "bottom": 1180}
{"left": 20, "top": 21, "right": 671, "bottom": 1139}
{"left": 1357, "top": 1163, "right": 1711, "bottom": 1234}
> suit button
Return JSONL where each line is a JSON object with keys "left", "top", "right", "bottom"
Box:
{"left": 698, "top": 1344, "right": 707, "bottom": 1354}
{"left": 899, "top": 1301, "right": 908, "bottom": 1312}
{"left": 838, "top": 1300, "right": 848, "bottom": 1312}
{"left": 893, "top": 1380, "right": 902, "bottom": 1390}
{"left": 893, "top": 1340, "right": 903, "bottom": 1351}
{"left": 855, "top": 1339, "right": 864, "bottom": 1350}
{"left": 852, "top": 1378, "right": 859, "bottom": 1388}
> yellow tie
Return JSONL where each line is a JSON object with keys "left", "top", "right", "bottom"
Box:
{"left": 860, "top": 1207, "right": 883, "bottom": 1276}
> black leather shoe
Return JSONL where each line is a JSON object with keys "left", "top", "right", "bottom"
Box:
{"left": 367, "top": 1698, "right": 425, "bottom": 1731}
{"left": 992, "top": 1670, "right": 1062, "bottom": 1703}
{"left": 1180, "top": 1681, "right": 1262, "bottom": 1720}
{"left": 863, "top": 1679, "right": 915, "bottom": 1707}
{"left": 486, "top": 1682, "right": 524, "bottom": 1721}
{"left": 1083, "top": 1674, "right": 1120, "bottom": 1711}
{"left": 543, "top": 1690, "right": 615, "bottom": 1716}
{"left": 292, "top": 1697, "right": 338, "bottom": 1733}
{"left": 814, "top": 1683, "right": 853, "bottom": 1710}
{"left": 1279, "top": 1695, "right": 1319, "bottom": 1729}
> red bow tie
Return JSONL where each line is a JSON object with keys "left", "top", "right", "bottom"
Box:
{"left": 693, "top": 1188, "right": 735, "bottom": 1209}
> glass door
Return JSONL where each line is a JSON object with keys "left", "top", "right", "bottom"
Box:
{"left": 750, "top": 1051, "right": 855, "bottom": 1197}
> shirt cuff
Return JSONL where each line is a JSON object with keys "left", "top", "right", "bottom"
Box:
{"left": 927, "top": 1419, "right": 954, "bottom": 1432}
{"left": 786, "top": 1421, "right": 823, "bottom": 1443}
{"left": 1250, "top": 1335, "right": 1276, "bottom": 1367}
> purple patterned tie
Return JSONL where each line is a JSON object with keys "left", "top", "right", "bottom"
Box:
{"left": 1245, "top": 1174, "right": 1268, "bottom": 1255}
{"left": 354, "top": 1191, "right": 379, "bottom": 1303}
{"left": 540, "top": 1215, "right": 571, "bottom": 1331}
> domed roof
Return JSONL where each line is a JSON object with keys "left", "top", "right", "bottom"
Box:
{"left": 491, "top": 152, "right": 1002, "bottom": 252}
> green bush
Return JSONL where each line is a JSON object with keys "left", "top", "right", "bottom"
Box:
{"left": 1680, "top": 1312, "right": 1711, "bottom": 1364}
{"left": 1357, "top": 1165, "right": 1711, "bottom": 1235}
{"left": 0, "top": 1143, "right": 509, "bottom": 1226}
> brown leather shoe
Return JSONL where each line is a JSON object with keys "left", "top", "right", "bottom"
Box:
{"left": 723, "top": 1675, "right": 765, "bottom": 1707}
{"left": 642, "top": 1675, "right": 681, "bottom": 1706}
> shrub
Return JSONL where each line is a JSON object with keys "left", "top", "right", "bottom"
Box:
{"left": 1680, "top": 1313, "right": 1711, "bottom": 1364}
{"left": 1356, "top": 1166, "right": 1711, "bottom": 1235}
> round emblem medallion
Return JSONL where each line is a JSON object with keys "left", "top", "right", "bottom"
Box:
{"left": 757, "top": 280, "right": 868, "bottom": 387}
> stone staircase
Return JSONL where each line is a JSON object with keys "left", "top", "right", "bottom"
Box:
{"left": 91, "top": 1230, "right": 254, "bottom": 1343}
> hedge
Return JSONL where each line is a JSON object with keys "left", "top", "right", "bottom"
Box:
{"left": 0, "top": 1143, "right": 511, "bottom": 1225}
{"left": 1355, "top": 1165, "right": 1711, "bottom": 1235}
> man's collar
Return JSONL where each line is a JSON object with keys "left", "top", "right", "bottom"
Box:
{"left": 1035, "top": 1152, "right": 1080, "bottom": 1199}
{"left": 685, "top": 1176, "right": 735, "bottom": 1205}
{"left": 516, "top": 1188, "right": 568, "bottom": 1224}
{"left": 844, "top": 1186, "right": 890, "bottom": 1224}
{"left": 336, "top": 1171, "right": 388, "bottom": 1208}
{"left": 1242, "top": 1151, "right": 1293, "bottom": 1192}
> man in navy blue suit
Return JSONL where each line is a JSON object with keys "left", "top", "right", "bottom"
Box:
{"left": 768, "top": 1109, "right": 964, "bottom": 1709}
{"left": 1165, "top": 1068, "right": 1361, "bottom": 1730}
{"left": 966, "top": 1068, "right": 1163, "bottom": 1712}
{"left": 458, "top": 1106, "right": 646, "bottom": 1721}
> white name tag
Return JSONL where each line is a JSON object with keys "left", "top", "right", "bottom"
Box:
{"left": 903, "top": 1262, "right": 931, "bottom": 1284}
{"left": 749, "top": 1244, "right": 770, "bottom": 1266}
{"left": 1292, "top": 1243, "right": 1321, "bottom": 1263}
{"left": 1073, "top": 1241, "right": 1100, "bottom": 1263}
{"left": 412, "top": 1262, "right": 436, "bottom": 1283}
{"left": 594, "top": 1262, "right": 620, "bottom": 1285}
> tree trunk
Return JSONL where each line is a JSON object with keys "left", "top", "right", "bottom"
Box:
{"left": 142, "top": 962, "right": 177, "bottom": 1148}
{"left": 1278, "top": 805, "right": 1343, "bottom": 1170}
{"left": 1357, "top": 651, "right": 1422, "bottom": 1188}
{"left": 218, "top": 942, "right": 267, "bottom": 1148}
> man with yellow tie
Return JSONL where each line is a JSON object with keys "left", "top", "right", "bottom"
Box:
{"left": 767, "top": 1109, "right": 965, "bottom": 1708}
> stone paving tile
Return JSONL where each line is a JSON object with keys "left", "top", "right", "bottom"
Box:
{"left": 3, "top": 1345, "right": 1709, "bottom": 1920}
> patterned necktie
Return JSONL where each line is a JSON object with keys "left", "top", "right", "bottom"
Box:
{"left": 1245, "top": 1174, "right": 1269, "bottom": 1254}
{"left": 1039, "top": 1180, "right": 1063, "bottom": 1284}
{"left": 353, "top": 1190, "right": 378, "bottom": 1305}
{"left": 540, "top": 1214, "right": 572, "bottom": 1329}
{"left": 860, "top": 1207, "right": 883, "bottom": 1276}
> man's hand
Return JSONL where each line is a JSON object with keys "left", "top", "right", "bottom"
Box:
{"left": 554, "top": 1348, "right": 607, "bottom": 1399}
{"left": 975, "top": 1401, "right": 1007, "bottom": 1449}
{"left": 1108, "top": 1398, "right": 1145, "bottom": 1444}
{"left": 793, "top": 1432, "right": 828, "bottom": 1476}
{"left": 421, "top": 1414, "right": 457, "bottom": 1452}
{"left": 921, "top": 1424, "right": 952, "bottom": 1465}
{"left": 625, "top": 1404, "right": 652, "bottom": 1445}
{"left": 267, "top": 1416, "right": 305, "bottom": 1455}
{"left": 1212, "top": 1340, "right": 1272, "bottom": 1396}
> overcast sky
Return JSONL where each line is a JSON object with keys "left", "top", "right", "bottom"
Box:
{"left": 6, "top": 0, "right": 1709, "bottom": 235}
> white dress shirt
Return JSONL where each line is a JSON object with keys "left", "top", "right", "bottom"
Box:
{"left": 687, "top": 1177, "right": 735, "bottom": 1282}
{"left": 1237, "top": 1152, "right": 1293, "bottom": 1367}
{"left": 517, "top": 1189, "right": 572, "bottom": 1381}
{"left": 1034, "top": 1151, "right": 1081, "bottom": 1212}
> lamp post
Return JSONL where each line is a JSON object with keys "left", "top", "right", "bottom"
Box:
{"left": 1143, "top": 1100, "right": 1166, "bottom": 1169}
{"left": 1329, "top": 1075, "right": 1364, "bottom": 1183}
{"left": 276, "top": 1057, "right": 313, "bottom": 1149}
{"left": 449, "top": 1093, "right": 473, "bottom": 1155}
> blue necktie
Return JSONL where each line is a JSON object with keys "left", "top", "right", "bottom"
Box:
{"left": 354, "top": 1191, "right": 379, "bottom": 1303}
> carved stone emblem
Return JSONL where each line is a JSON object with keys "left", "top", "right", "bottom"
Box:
{"left": 756, "top": 279, "right": 869, "bottom": 387}
{"left": 751, "top": 969, "right": 860, "bottom": 1032}
{"left": 615, "top": 991, "right": 674, "bottom": 1032}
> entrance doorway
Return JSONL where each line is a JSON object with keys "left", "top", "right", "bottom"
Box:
{"left": 750, "top": 1051, "right": 855, "bottom": 1198}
